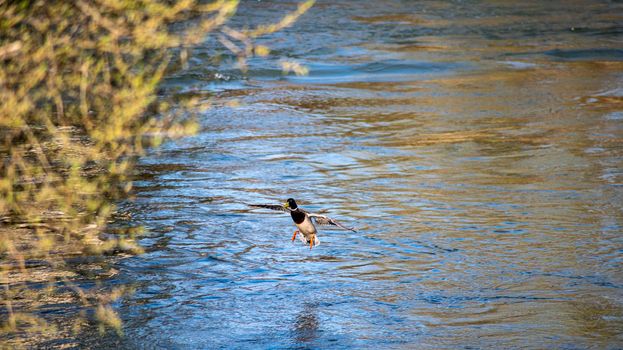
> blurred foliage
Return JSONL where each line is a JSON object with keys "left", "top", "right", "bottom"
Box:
{"left": 0, "top": 0, "right": 313, "bottom": 345}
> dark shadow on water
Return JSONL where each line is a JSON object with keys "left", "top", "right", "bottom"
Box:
{"left": 291, "top": 302, "right": 320, "bottom": 347}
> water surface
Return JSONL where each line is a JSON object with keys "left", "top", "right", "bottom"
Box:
{"left": 105, "top": 1, "right": 623, "bottom": 348}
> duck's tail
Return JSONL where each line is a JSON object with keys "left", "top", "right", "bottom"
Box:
{"left": 298, "top": 234, "right": 320, "bottom": 247}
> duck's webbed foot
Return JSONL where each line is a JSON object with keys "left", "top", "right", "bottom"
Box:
{"left": 291, "top": 230, "right": 299, "bottom": 242}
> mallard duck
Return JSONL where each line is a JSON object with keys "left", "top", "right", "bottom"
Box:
{"left": 249, "top": 198, "right": 356, "bottom": 250}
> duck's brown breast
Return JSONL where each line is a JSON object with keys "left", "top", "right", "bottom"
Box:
{"left": 290, "top": 210, "right": 306, "bottom": 224}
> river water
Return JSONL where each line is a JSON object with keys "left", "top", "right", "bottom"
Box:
{"left": 100, "top": 1, "right": 623, "bottom": 348}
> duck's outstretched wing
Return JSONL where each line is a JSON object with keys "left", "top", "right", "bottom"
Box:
{"left": 308, "top": 213, "right": 357, "bottom": 232}
{"left": 248, "top": 204, "right": 290, "bottom": 212}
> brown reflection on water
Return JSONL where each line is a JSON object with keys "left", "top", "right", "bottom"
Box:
{"left": 243, "top": 13, "right": 623, "bottom": 345}
{"left": 292, "top": 303, "right": 320, "bottom": 344}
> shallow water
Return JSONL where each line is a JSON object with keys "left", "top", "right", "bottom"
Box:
{"left": 104, "top": 1, "right": 622, "bottom": 348}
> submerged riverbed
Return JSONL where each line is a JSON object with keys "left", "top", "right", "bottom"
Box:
{"left": 87, "top": 0, "right": 622, "bottom": 348}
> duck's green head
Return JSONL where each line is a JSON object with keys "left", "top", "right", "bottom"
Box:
{"left": 284, "top": 198, "right": 298, "bottom": 209}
